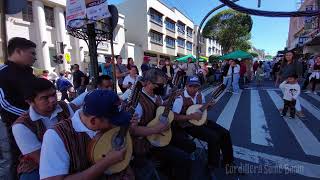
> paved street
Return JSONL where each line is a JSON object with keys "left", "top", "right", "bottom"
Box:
{"left": 204, "top": 81, "right": 320, "bottom": 180}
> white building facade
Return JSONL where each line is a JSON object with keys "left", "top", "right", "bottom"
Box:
{"left": 193, "top": 25, "right": 222, "bottom": 58}
{"left": 117, "top": 0, "right": 196, "bottom": 67}
{"left": 0, "top": 0, "right": 134, "bottom": 72}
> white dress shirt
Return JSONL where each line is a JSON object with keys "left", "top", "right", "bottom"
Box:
{"left": 39, "top": 110, "right": 98, "bottom": 179}
{"left": 172, "top": 90, "right": 205, "bottom": 114}
{"left": 12, "top": 104, "right": 74, "bottom": 155}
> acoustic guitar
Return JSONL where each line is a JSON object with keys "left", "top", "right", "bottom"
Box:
{"left": 88, "top": 81, "right": 143, "bottom": 175}
{"left": 146, "top": 88, "right": 182, "bottom": 147}
{"left": 187, "top": 84, "right": 226, "bottom": 126}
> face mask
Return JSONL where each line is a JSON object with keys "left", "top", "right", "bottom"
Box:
{"left": 153, "top": 85, "right": 166, "bottom": 96}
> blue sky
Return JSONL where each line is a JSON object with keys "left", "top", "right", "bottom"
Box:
{"left": 109, "top": 0, "right": 297, "bottom": 55}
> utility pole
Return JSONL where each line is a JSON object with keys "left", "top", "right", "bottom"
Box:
{"left": 0, "top": 0, "right": 8, "bottom": 63}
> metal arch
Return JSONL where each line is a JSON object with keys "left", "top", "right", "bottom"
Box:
{"left": 196, "top": 0, "right": 240, "bottom": 60}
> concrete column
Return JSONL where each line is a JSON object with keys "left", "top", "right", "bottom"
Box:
{"left": 54, "top": 6, "right": 69, "bottom": 70}
{"left": 32, "top": 0, "right": 51, "bottom": 70}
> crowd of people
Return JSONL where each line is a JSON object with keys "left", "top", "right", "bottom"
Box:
{"left": 1, "top": 37, "right": 319, "bottom": 180}
{"left": 0, "top": 37, "right": 245, "bottom": 180}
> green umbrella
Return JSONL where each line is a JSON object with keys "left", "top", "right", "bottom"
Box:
{"left": 176, "top": 54, "right": 196, "bottom": 62}
{"left": 198, "top": 56, "right": 208, "bottom": 62}
{"left": 219, "top": 50, "right": 253, "bottom": 60}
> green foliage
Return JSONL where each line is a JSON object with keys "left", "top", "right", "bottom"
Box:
{"left": 203, "top": 9, "right": 253, "bottom": 53}
{"left": 265, "top": 55, "right": 273, "bottom": 59}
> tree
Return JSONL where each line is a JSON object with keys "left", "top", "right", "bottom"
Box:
{"left": 203, "top": 9, "right": 253, "bottom": 53}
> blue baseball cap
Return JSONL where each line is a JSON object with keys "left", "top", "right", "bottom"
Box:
{"left": 82, "top": 90, "right": 131, "bottom": 126}
{"left": 187, "top": 76, "right": 201, "bottom": 86}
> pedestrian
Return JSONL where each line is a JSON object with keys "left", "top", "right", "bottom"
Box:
{"left": 115, "top": 55, "right": 129, "bottom": 93}
{"left": 278, "top": 51, "right": 304, "bottom": 117}
{"left": 141, "top": 56, "right": 151, "bottom": 75}
{"left": 127, "top": 57, "right": 135, "bottom": 70}
{"left": 239, "top": 61, "right": 247, "bottom": 88}
{"left": 162, "top": 59, "right": 174, "bottom": 87}
{"left": 279, "top": 74, "right": 301, "bottom": 119}
{"left": 123, "top": 66, "right": 140, "bottom": 89}
{"left": 302, "top": 55, "right": 316, "bottom": 91}
{"left": 48, "top": 68, "right": 58, "bottom": 84}
{"left": 226, "top": 59, "right": 240, "bottom": 94}
{"left": 0, "top": 37, "right": 37, "bottom": 179}
{"left": 158, "top": 59, "right": 165, "bottom": 69}
{"left": 56, "top": 72, "right": 73, "bottom": 101}
{"left": 72, "top": 64, "right": 87, "bottom": 96}
{"left": 181, "top": 57, "right": 197, "bottom": 87}
{"left": 308, "top": 55, "right": 320, "bottom": 95}
{"left": 100, "top": 56, "right": 113, "bottom": 79}
{"left": 222, "top": 60, "right": 231, "bottom": 89}
{"left": 272, "top": 59, "right": 282, "bottom": 86}
{"left": 255, "top": 63, "right": 265, "bottom": 87}
{"left": 40, "top": 70, "right": 49, "bottom": 79}
{"left": 253, "top": 61, "right": 259, "bottom": 75}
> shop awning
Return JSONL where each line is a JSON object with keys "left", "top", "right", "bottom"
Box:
{"left": 219, "top": 50, "right": 253, "bottom": 60}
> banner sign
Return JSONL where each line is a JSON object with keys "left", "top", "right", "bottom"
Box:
{"left": 66, "top": 0, "right": 111, "bottom": 28}
{"left": 86, "top": 0, "right": 111, "bottom": 23}
{"left": 304, "top": 5, "right": 314, "bottom": 31}
{"left": 66, "top": 0, "right": 86, "bottom": 28}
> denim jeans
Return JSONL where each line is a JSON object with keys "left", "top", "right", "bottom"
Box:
{"left": 232, "top": 73, "right": 240, "bottom": 93}
{"left": 223, "top": 76, "right": 232, "bottom": 90}
{"left": 20, "top": 169, "right": 39, "bottom": 180}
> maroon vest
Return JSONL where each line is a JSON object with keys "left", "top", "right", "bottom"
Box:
{"left": 54, "top": 117, "right": 134, "bottom": 179}
{"left": 133, "top": 93, "right": 161, "bottom": 155}
{"left": 178, "top": 93, "right": 203, "bottom": 128}
{"left": 14, "top": 101, "right": 70, "bottom": 174}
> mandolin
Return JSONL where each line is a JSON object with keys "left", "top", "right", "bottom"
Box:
{"left": 187, "top": 84, "right": 226, "bottom": 126}
{"left": 146, "top": 88, "right": 182, "bottom": 147}
{"left": 88, "top": 81, "right": 143, "bottom": 175}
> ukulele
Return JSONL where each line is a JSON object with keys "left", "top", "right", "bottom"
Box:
{"left": 88, "top": 81, "right": 143, "bottom": 175}
{"left": 187, "top": 84, "right": 226, "bottom": 126}
{"left": 146, "top": 87, "right": 182, "bottom": 147}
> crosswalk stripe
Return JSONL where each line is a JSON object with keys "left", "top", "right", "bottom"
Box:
{"left": 250, "top": 90, "right": 273, "bottom": 146}
{"left": 216, "top": 90, "right": 242, "bottom": 130}
{"left": 307, "top": 93, "right": 320, "bottom": 102}
{"left": 233, "top": 145, "right": 320, "bottom": 178}
{"left": 267, "top": 90, "right": 320, "bottom": 157}
{"left": 299, "top": 96, "right": 320, "bottom": 121}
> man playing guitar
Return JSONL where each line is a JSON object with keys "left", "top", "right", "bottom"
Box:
{"left": 12, "top": 78, "right": 77, "bottom": 180}
{"left": 131, "top": 69, "right": 205, "bottom": 180}
{"left": 39, "top": 90, "right": 135, "bottom": 180}
{"left": 172, "top": 76, "right": 239, "bottom": 173}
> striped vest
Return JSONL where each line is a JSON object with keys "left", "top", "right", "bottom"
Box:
{"left": 14, "top": 101, "right": 70, "bottom": 174}
{"left": 178, "top": 93, "right": 203, "bottom": 128}
{"left": 54, "top": 118, "right": 134, "bottom": 180}
{"left": 133, "top": 93, "right": 161, "bottom": 155}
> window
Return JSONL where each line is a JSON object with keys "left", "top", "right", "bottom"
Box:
{"left": 186, "top": 42, "right": 192, "bottom": 50}
{"left": 177, "top": 22, "right": 185, "bottom": 34}
{"left": 177, "top": 38, "right": 185, "bottom": 48}
{"left": 150, "top": 30, "right": 163, "bottom": 45}
{"left": 208, "top": 47, "right": 212, "bottom": 54}
{"left": 187, "top": 27, "right": 193, "bottom": 38}
{"left": 150, "top": 8, "right": 163, "bottom": 25}
{"left": 166, "top": 36, "right": 175, "bottom": 48}
{"left": 44, "top": 6, "right": 55, "bottom": 27}
{"left": 165, "top": 18, "right": 175, "bottom": 32}
{"left": 22, "top": 2, "right": 33, "bottom": 22}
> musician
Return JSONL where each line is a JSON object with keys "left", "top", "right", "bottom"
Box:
{"left": 39, "top": 90, "right": 135, "bottom": 180}
{"left": 12, "top": 78, "right": 77, "bottom": 180}
{"left": 131, "top": 69, "right": 205, "bottom": 180}
{"left": 172, "top": 76, "right": 237, "bottom": 172}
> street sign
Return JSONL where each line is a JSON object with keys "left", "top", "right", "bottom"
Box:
{"left": 86, "top": 0, "right": 111, "bottom": 23}
{"left": 65, "top": 53, "right": 71, "bottom": 64}
{"left": 66, "top": 0, "right": 86, "bottom": 28}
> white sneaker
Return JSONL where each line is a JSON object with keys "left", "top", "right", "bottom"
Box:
{"left": 313, "top": 91, "right": 318, "bottom": 95}
{"left": 305, "top": 90, "right": 312, "bottom": 94}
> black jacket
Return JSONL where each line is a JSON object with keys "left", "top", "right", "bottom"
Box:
{"left": 0, "top": 61, "right": 36, "bottom": 126}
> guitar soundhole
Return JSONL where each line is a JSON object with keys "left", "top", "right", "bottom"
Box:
{"left": 102, "top": 154, "right": 106, "bottom": 158}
